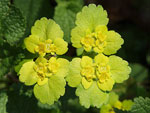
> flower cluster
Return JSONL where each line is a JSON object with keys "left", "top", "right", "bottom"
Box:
{"left": 79, "top": 54, "right": 130, "bottom": 91}
{"left": 18, "top": 4, "right": 131, "bottom": 109}
{"left": 24, "top": 18, "right": 68, "bottom": 56}
{"left": 19, "top": 17, "right": 69, "bottom": 105}
{"left": 67, "top": 4, "right": 131, "bottom": 108}
{"left": 100, "top": 92, "right": 134, "bottom": 113}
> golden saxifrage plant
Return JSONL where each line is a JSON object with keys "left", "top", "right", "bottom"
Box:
{"left": 19, "top": 4, "right": 131, "bottom": 109}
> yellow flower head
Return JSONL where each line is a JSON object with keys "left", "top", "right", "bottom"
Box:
{"left": 24, "top": 17, "right": 68, "bottom": 56}
{"left": 48, "top": 57, "right": 60, "bottom": 74}
{"left": 114, "top": 100, "right": 122, "bottom": 110}
{"left": 79, "top": 55, "right": 114, "bottom": 91}
{"left": 100, "top": 104, "right": 115, "bottom": 113}
{"left": 67, "top": 54, "right": 131, "bottom": 91}
{"left": 100, "top": 92, "right": 134, "bottom": 113}
{"left": 122, "top": 100, "right": 134, "bottom": 111}
{"left": 19, "top": 56, "right": 69, "bottom": 105}
{"left": 71, "top": 4, "right": 124, "bottom": 55}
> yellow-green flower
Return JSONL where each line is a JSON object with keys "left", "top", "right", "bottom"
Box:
{"left": 100, "top": 92, "right": 134, "bottom": 113}
{"left": 122, "top": 100, "right": 134, "bottom": 111}
{"left": 24, "top": 17, "right": 68, "bottom": 56}
{"left": 19, "top": 56, "right": 69, "bottom": 105}
{"left": 100, "top": 92, "right": 120, "bottom": 113}
{"left": 71, "top": 4, "right": 123, "bottom": 55}
{"left": 100, "top": 104, "right": 115, "bottom": 113}
{"left": 66, "top": 54, "right": 131, "bottom": 108}
{"left": 67, "top": 54, "right": 131, "bottom": 91}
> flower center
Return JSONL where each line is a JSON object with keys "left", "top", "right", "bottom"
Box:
{"left": 48, "top": 57, "right": 60, "bottom": 74}
{"left": 35, "top": 42, "right": 46, "bottom": 55}
{"left": 33, "top": 57, "right": 60, "bottom": 86}
{"left": 81, "top": 66, "right": 95, "bottom": 81}
{"left": 96, "top": 63, "right": 110, "bottom": 83}
{"left": 80, "top": 26, "right": 107, "bottom": 53}
{"left": 81, "top": 36, "right": 95, "bottom": 51}
{"left": 35, "top": 39, "right": 57, "bottom": 55}
{"left": 34, "top": 62, "right": 47, "bottom": 74}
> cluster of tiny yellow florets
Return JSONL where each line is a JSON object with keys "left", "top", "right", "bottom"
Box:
{"left": 80, "top": 26, "right": 107, "bottom": 53}
{"left": 100, "top": 92, "right": 134, "bottom": 113}
{"left": 33, "top": 57, "right": 60, "bottom": 86}
{"left": 35, "top": 39, "right": 57, "bottom": 56}
{"left": 80, "top": 55, "right": 111, "bottom": 90}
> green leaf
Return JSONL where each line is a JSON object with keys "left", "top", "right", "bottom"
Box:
{"left": 19, "top": 60, "right": 38, "bottom": 86}
{"left": 38, "top": 101, "right": 61, "bottom": 110}
{"left": 66, "top": 98, "right": 86, "bottom": 113}
{"left": 108, "top": 55, "right": 131, "bottom": 83}
{"left": 0, "top": 56, "right": 13, "bottom": 78}
{"left": 15, "top": 59, "right": 31, "bottom": 74}
{"left": 54, "top": 0, "right": 83, "bottom": 43}
{"left": 0, "top": 43, "right": 25, "bottom": 78}
{"left": 131, "top": 97, "right": 150, "bottom": 113}
{"left": 3, "top": 5, "right": 25, "bottom": 46}
{"left": 146, "top": 52, "right": 150, "bottom": 65}
{"left": 75, "top": 4, "right": 108, "bottom": 31}
{"left": 130, "top": 63, "right": 148, "bottom": 82}
{"left": 0, "top": 0, "right": 10, "bottom": 19}
{"left": 0, "top": 0, "right": 10, "bottom": 38}
{"left": 0, "top": 92, "right": 8, "bottom": 113}
{"left": 14, "top": 0, "right": 53, "bottom": 35}
{"left": 76, "top": 82, "right": 109, "bottom": 108}
{"left": 76, "top": 48, "right": 84, "bottom": 56}
{"left": 34, "top": 76, "right": 66, "bottom": 105}
{"left": 108, "top": 92, "right": 119, "bottom": 106}
{"left": 7, "top": 83, "right": 38, "bottom": 113}
{"left": 31, "top": 18, "right": 63, "bottom": 41}
{"left": 104, "top": 31, "right": 124, "bottom": 55}
{"left": 66, "top": 58, "right": 82, "bottom": 87}
{"left": 0, "top": 0, "right": 26, "bottom": 46}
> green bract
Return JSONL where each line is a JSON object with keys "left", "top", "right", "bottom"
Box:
{"left": 66, "top": 54, "right": 131, "bottom": 108}
{"left": 71, "top": 4, "right": 124, "bottom": 55}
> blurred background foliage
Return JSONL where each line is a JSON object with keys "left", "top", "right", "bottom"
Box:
{"left": 0, "top": 0, "right": 150, "bottom": 113}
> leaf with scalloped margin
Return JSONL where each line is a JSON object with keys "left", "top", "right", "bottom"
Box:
{"left": 104, "top": 31, "right": 124, "bottom": 55}
{"left": 66, "top": 58, "right": 82, "bottom": 87}
{"left": 131, "top": 97, "right": 150, "bottom": 113}
{"left": 76, "top": 4, "right": 108, "bottom": 31}
{"left": 34, "top": 76, "right": 66, "bottom": 105}
{"left": 76, "top": 82, "right": 109, "bottom": 108}
{"left": 31, "top": 17, "right": 63, "bottom": 41}
{"left": 108, "top": 55, "right": 131, "bottom": 83}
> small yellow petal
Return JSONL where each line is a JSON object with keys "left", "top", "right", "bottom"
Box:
{"left": 97, "top": 77, "right": 114, "bottom": 91}
{"left": 94, "top": 54, "right": 109, "bottom": 64}
{"left": 81, "top": 77, "right": 93, "bottom": 89}
{"left": 53, "top": 38, "right": 68, "bottom": 55}
{"left": 114, "top": 100, "right": 122, "bottom": 110}
{"left": 24, "top": 35, "right": 40, "bottom": 54}
{"left": 81, "top": 56, "right": 93, "bottom": 67}
{"left": 38, "top": 78, "right": 48, "bottom": 86}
